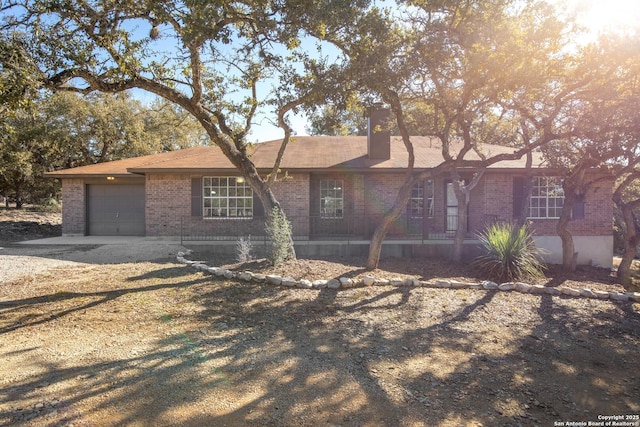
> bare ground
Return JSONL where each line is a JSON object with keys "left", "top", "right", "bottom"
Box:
{"left": 1, "top": 210, "right": 639, "bottom": 426}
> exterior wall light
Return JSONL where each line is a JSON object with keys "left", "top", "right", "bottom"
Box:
{"left": 107, "top": 176, "right": 115, "bottom": 181}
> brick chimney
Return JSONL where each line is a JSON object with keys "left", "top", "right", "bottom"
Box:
{"left": 367, "top": 103, "right": 391, "bottom": 160}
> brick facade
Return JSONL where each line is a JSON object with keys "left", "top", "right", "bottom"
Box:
{"left": 145, "top": 174, "right": 192, "bottom": 236}
{"left": 61, "top": 171, "right": 613, "bottom": 242}
{"left": 480, "top": 172, "right": 613, "bottom": 236}
{"left": 61, "top": 179, "right": 85, "bottom": 235}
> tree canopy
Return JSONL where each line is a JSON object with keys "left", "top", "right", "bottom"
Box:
{"left": 0, "top": 91, "right": 208, "bottom": 207}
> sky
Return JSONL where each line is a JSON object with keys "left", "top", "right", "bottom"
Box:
{"left": 4, "top": 0, "right": 639, "bottom": 144}
{"left": 247, "top": 0, "right": 640, "bottom": 143}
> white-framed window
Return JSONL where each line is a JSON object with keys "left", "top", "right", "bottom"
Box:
{"left": 408, "top": 180, "right": 434, "bottom": 218}
{"left": 529, "top": 176, "right": 564, "bottom": 219}
{"left": 203, "top": 177, "right": 253, "bottom": 218}
{"left": 320, "top": 179, "right": 343, "bottom": 218}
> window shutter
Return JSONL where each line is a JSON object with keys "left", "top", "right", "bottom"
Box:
{"left": 513, "top": 177, "right": 524, "bottom": 219}
{"left": 191, "top": 177, "right": 202, "bottom": 217}
{"left": 572, "top": 196, "right": 585, "bottom": 220}
{"left": 253, "top": 193, "right": 265, "bottom": 218}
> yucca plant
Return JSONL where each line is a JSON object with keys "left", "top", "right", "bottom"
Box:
{"left": 472, "top": 222, "right": 546, "bottom": 282}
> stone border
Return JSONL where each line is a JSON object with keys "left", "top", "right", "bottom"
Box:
{"left": 176, "top": 250, "right": 640, "bottom": 303}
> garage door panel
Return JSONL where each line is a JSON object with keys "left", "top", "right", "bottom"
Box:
{"left": 87, "top": 184, "right": 145, "bottom": 236}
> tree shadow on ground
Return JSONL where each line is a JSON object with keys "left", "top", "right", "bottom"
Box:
{"left": 0, "top": 266, "right": 207, "bottom": 334}
{"left": 1, "top": 268, "right": 639, "bottom": 426}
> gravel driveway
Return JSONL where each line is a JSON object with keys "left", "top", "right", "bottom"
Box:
{"left": 0, "top": 241, "right": 185, "bottom": 284}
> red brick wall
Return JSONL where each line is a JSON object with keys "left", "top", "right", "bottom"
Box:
{"left": 364, "top": 174, "right": 406, "bottom": 217}
{"left": 145, "top": 173, "right": 311, "bottom": 236}
{"left": 145, "top": 174, "right": 192, "bottom": 236}
{"left": 61, "top": 179, "right": 85, "bottom": 235}
{"left": 66, "top": 170, "right": 611, "bottom": 239}
{"left": 271, "top": 173, "right": 310, "bottom": 217}
{"left": 271, "top": 173, "right": 310, "bottom": 236}
{"left": 481, "top": 172, "right": 613, "bottom": 236}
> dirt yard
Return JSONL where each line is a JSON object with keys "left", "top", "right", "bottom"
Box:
{"left": 1, "top": 211, "right": 639, "bottom": 426}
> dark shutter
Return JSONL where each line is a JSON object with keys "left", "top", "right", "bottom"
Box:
{"left": 253, "top": 192, "right": 265, "bottom": 218}
{"left": 572, "top": 196, "right": 585, "bottom": 220}
{"left": 513, "top": 176, "right": 524, "bottom": 219}
{"left": 191, "top": 176, "right": 202, "bottom": 217}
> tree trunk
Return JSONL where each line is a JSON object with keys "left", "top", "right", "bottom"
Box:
{"left": 452, "top": 195, "right": 469, "bottom": 262}
{"left": 248, "top": 171, "right": 297, "bottom": 261}
{"left": 367, "top": 177, "right": 416, "bottom": 269}
{"left": 556, "top": 191, "right": 576, "bottom": 272}
{"left": 515, "top": 152, "right": 534, "bottom": 228}
{"left": 617, "top": 202, "right": 639, "bottom": 290}
{"left": 451, "top": 170, "right": 484, "bottom": 262}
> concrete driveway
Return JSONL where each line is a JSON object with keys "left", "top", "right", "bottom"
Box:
{"left": 0, "top": 236, "right": 186, "bottom": 284}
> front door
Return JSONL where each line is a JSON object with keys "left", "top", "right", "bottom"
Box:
{"left": 446, "top": 182, "right": 458, "bottom": 233}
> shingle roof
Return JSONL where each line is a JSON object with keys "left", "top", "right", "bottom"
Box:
{"left": 46, "top": 136, "right": 545, "bottom": 178}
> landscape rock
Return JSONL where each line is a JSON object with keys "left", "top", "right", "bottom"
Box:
{"left": 580, "top": 288, "right": 597, "bottom": 299}
{"left": 362, "top": 276, "right": 376, "bottom": 287}
{"left": 498, "top": 282, "right": 516, "bottom": 291}
{"left": 298, "top": 279, "right": 313, "bottom": 289}
{"left": 544, "top": 287, "right": 561, "bottom": 296}
{"left": 281, "top": 277, "right": 297, "bottom": 287}
{"left": 312, "top": 279, "right": 328, "bottom": 289}
{"left": 530, "top": 284, "right": 546, "bottom": 294}
{"left": 251, "top": 273, "right": 265, "bottom": 282}
{"left": 266, "top": 275, "right": 282, "bottom": 286}
{"left": 515, "top": 282, "right": 532, "bottom": 293}
{"left": 559, "top": 287, "right": 581, "bottom": 297}
{"left": 327, "top": 279, "right": 341, "bottom": 289}
{"left": 609, "top": 292, "right": 629, "bottom": 302}
{"left": 450, "top": 280, "right": 468, "bottom": 289}
{"left": 339, "top": 277, "right": 354, "bottom": 287}
{"left": 593, "top": 290, "right": 610, "bottom": 299}
{"left": 238, "top": 271, "right": 252, "bottom": 282}
{"left": 389, "top": 278, "right": 404, "bottom": 286}
{"left": 482, "top": 281, "right": 499, "bottom": 290}
{"left": 175, "top": 252, "right": 629, "bottom": 304}
{"left": 435, "top": 280, "right": 451, "bottom": 288}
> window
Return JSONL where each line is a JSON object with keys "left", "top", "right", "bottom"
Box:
{"left": 408, "top": 180, "right": 434, "bottom": 218}
{"left": 529, "top": 176, "right": 564, "bottom": 219}
{"left": 320, "top": 179, "right": 343, "bottom": 218}
{"left": 203, "top": 177, "right": 253, "bottom": 218}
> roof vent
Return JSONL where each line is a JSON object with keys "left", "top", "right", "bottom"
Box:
{"left": 367, "top": 103, "right": 391, "bottom": 160}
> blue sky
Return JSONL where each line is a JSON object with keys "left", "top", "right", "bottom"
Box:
{"left": 4, "top": 0, "right": 638, "bottom": 143}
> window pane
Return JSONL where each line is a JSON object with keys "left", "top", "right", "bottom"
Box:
{"left": 320, "top": 179, "right": 344, "bottom": 218}
{"left": 527, "top": 176, "right": 564, "bottom": 219}
{"left": 203, "top": 176, "right": 253, "bottom": 218}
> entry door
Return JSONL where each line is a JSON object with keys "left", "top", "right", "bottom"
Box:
{"left": 446, "top": 182, "right": 458, "bottom": 232}
{"left": 87, "top": 184, "right": 145, "bottom": 235}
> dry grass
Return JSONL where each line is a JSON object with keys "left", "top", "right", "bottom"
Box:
{"left": 1, "top": 259, "right": 639, "bottom": 426}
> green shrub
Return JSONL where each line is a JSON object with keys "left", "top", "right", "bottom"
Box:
{"left": 472, "top": 222, "right": 545, "bottom": 282}
{"left": 265, "top": 207, "right": 293, "bottom": 266}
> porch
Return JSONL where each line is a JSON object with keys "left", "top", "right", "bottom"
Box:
{"left": 179, "top": 214, "right": 475, "bottom": 244}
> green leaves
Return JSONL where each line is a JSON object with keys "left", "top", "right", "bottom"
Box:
{"left": 472, "top": 222, "right": 546, "bottom": 283}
